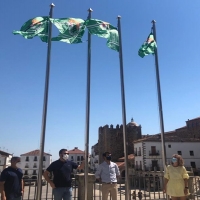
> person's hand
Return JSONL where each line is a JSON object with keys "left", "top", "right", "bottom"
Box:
{"left": 1, "top": 196, "right": 6, "bottom": 200}
{"left": 184, "top": 188, "right": 188, "bottom": 195}
{"left": 50, "top": 182, "right": 56, "bottom": 188}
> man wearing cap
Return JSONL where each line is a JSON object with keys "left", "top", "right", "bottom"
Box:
{"left": 0, "top": 157, "right": 24, "bottom": 200}
{"left": 95, "top": 151, "right": 120, "bottom": 200}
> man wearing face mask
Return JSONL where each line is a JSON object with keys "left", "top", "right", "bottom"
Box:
{"left": 43, "top": 149, "right": 82, "bottom": 200}
{"left": 95, "top": 151, "right": 120, "bottom": 200}
{"left": 0, "top": 157, "right": 24, "bottom": 200}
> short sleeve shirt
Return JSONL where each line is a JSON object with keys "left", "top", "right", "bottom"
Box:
{"left": 0, "top": 167, "right": 23, "bottom": 199}
{"left": 46, "top": 159, "right": 78, "bottom": 187}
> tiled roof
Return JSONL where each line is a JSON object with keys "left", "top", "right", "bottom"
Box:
{"left": 0, "top": 150, "right": 12, "bottom": 156}
{"left": 20, "top": 149, "right": 52, "bottom": 156}
{"left": 186, "top": 117, "right": 200, "bottom": 121}
{"left": 68, "top": 147, "right": 84, "bottom": 154}
{"left": 133, "top": 132, "right": 200, "bottom": 143}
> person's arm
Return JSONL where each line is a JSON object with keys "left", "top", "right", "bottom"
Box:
{"left": 43, "top": 170, "right": 55, "bottom": 188}
{"left": 0, "top": 181, "right": 6, "bottom": 200}
{"left": 21, "top": 179, "right": 24, "bottom": 195}
{"left": 95, "top": 165, "right": 102, "bottom": 182}
{"left": 184, "top": 178, "right": 189, "bottom": 195}
{"left": 182, "top": 166, "right": 189, "bottom": 195}
{"left": 115, "top": 164, "right": 120, "bottom": 182}
{"left": 164, "top": 178, "right": 168, "bottom": 193}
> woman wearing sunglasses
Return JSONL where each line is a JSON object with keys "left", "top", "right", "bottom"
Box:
{"left": 164, "top": 154, "right": 189, "bottom": 200}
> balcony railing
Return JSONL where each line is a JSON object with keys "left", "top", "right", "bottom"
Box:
{"left": 25, "top": 166, "right": 29, "bottom": 168}
{"left": 33, "top": 165, "right": 37, "bottom": 168}
{"left": 149, "top": 150, "right": 159, "bottom": 156}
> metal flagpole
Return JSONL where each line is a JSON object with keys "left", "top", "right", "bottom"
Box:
{"left": 151, "top": 20, "right": 167, "bottom": 171}
{"left": 36, "top": 3, "right": 55, "bottom": 200}
{"left": 117, "top": 16, "right": 130, "bottom": 200}
{"left": 84, "top": 8, "right": 93, "bottom": 200}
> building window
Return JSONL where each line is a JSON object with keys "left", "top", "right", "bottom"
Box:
{"left": 34, "top": 156, "right": 37, "bottom": 161}
{"left": 25, "top": 156, "right": 29, "bottom": 161}
{"left": 24, "top": 170, "right": 28, "bottom": 175}
{"left": 33, "top": 163, "right": 37, "bottom": 168}
{"left": 71, "top": 156, "right": 73, "bottom": 160}
{"left": 177, "top": 151, "right": 182, "bottom": 155}
{"left": 77, "top": 162, "right": 79, "bottom": 165}
{"left": 77, "top": 156, "right": 80, "bottom": 161}
{"left": 25, "top": 164, "right": 29, "bottom": 168}
{"left": 190, "top": 151, "right": 194, "bottom": 156}
{"left": 43, "top": 156, "right": 46, "bottom": 161}
{"left": 81, "top": 156, "right": 84, "bottom": 161}
{"left": 33, "top": 170, "right": 37, "bottom": 175}
{"left": 168, "top": 144, "right": 171, "bottom": 148}
{"left": 139, "top": 161, "right": 142, "bottom": 169}
{"left": 191, "top": 162, "right": 196, "bottom": 168}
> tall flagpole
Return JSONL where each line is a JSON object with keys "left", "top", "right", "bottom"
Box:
{"left": 36, "top": 3, "right": 55, "bottom": 200}
{"left": 84, "top": 8, "right": 93, "bottom": 200}
{"left": 151, "top": 20, "right": 167, "bottom": 171}
{"left": 117, "top": 16, "right": 130, "bottom": 200}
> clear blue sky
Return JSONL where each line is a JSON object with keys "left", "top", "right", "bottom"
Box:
{"left": 1, "top": 1, "right": 200, "bottom": 160}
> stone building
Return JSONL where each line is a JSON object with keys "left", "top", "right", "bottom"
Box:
{"left": 174, "top": 117, "right": 200, "bottom": 139}
{"left": 98, "top": 118, "right": 142, "bottom": 163}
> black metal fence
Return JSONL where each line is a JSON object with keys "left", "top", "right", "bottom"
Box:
{"left": 3, "top": 174, "right": 199, "bottom": 200}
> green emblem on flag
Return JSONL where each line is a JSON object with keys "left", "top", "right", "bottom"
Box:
{"left": 13, "top": 16, "right": 49, "bottom": 42}
{"left": 138, "top": 33, "right": 157, "bottom": 58}
{"left": 50, "top": 18, "right": 86, "bottom": 44}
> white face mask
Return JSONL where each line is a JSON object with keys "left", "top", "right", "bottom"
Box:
{"left": 63, "top": 154, "right": 69, "bottom": 161}
{"left": 16, "top": 162, "right": 21, "bottom": 168}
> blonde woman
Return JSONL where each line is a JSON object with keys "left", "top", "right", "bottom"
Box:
{"left": 164, "top": 154, "right": 189, "bottom": 200}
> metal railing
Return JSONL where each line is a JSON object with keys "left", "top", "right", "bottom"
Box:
{"left": 1, "top": 174, "right": 199, "bottom": 200}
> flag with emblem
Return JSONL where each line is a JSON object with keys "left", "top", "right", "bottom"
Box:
{"left": 107, "top": 29, "right": 119, "bottom": 52}
{"left": 13, "top": 16, "right": 49, "bottom": 42}
{"left": 85, "top": 19, "right": 117, "bottom": 39}
{"left": 50, "top": 18, "right": 86, "bottom": 44}
{"left": 85, "top": 19, "right": 119, "bottom": 51}
{"left": 138, "top": 33, "right": 157, "bottom": 58}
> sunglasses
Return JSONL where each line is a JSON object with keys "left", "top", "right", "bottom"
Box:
{"left": 63, "top": 153, "right": 69, "bottom": 155}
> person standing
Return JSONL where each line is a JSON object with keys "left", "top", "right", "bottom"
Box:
{"left": 132, "top": 191, "right": 136, "bottom": 200}
{"left": 138, "top": 190, "right": 142, "bottom": 200}
{"left": 0, "top": 157, "right": 24, "bottom": 200}
{"left": 43, "top": 149, "right": 83, "bottom": 200}
{"left": 95, "top": 151, "right": 120, "bottom": 200}
{"left": 164, "top": 154, "right": 189, "bottom": 200}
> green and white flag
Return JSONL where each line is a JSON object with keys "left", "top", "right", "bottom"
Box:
{"left": 107, "top": 29, "right": 119, "bottom": 52}
{"left": 138, "top": 33, "right": 157, "bottom": 58}
{"left": 50, "top": 18, "right": 86, "bottom": 44}
{"left": 85, "top": 19, "right": 119, "bottom": 51}
{"left": 13, "top": 16, "right": 49, "bottom": 42}
{"left": 85, "top": 19, "right": 116, "bottom": 39}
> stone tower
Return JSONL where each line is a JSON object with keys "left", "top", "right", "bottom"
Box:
{"left": 98, "top": 118, "right": 142, "bottom": 163}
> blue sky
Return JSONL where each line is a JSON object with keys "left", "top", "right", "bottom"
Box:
{"left": 1, "top": 1, "right": 200, "bottom": 160}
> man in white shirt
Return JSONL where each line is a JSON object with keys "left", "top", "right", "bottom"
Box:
{"left": 95, "top": 151, "right": 120, "bottom": 200}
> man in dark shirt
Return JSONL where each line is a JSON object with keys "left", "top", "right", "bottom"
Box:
{"left": 43, "top": 149, "right": 82, "bottom": 200}
{"left": 0, "top": 157, "right": 24, "bottom": 200}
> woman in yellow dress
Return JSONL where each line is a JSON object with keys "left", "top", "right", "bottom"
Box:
{"left": 164, "top": 154, "right": 189, "bottom": 200}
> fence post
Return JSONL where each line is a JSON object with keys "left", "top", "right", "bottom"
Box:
{"left": 75, "top": 173, "right": 96, "bottom": 200}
